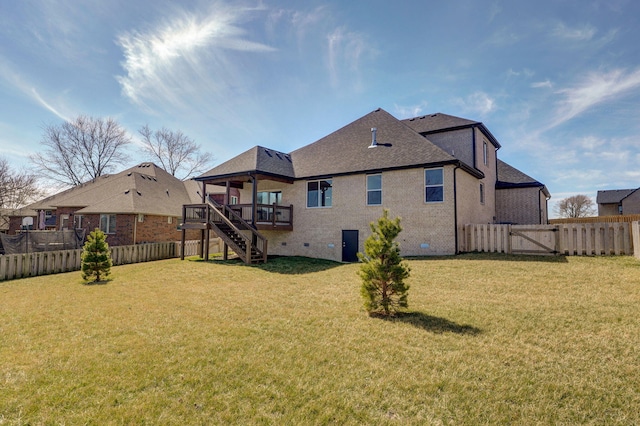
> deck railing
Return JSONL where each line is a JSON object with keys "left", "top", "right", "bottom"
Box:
{"left": 229, "top": 203, "right": 293, "bottom": 230}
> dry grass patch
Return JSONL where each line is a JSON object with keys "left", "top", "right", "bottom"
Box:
{"left": 1, "top": 254, "right": 639, "bottom": 424}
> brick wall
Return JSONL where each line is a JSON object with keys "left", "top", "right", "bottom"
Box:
{"left": 495, "top": 187, "right": 546, "bottom": 224}
{"left": 240, "top": 164, "right": 485, "bottom": 261}
{"left": 622, "top": 190, "right": 640, "bottom": 214}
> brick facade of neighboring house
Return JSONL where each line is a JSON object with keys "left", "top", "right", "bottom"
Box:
{"left": 597, "top": 188, "right": 640, "bottom": 215}
{"left": 8, "top": 163, "right": 207, "bottom": 247}
{"left": 195, "top": 108, "right": 550, "bottom": 262}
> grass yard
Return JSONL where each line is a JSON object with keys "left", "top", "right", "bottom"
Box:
{"left": 1, "top": 254, "right": 639, "bottom": 424}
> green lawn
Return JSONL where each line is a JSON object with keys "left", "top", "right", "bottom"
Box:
{"left": 1, "top": 254, "right": 639, "bottom": 424}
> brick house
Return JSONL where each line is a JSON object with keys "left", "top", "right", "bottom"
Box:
{"left": 596, "top": 188, "right": 640, "bottom": 215}
{"left": 8, "top": 163, "right": 209, "bottom": 246}
{"left": 187, "top": 108, "right": 549, "bottom": 262}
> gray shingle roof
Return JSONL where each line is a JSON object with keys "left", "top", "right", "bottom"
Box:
{"left": 596, "top": 189, "right": 638, "bottom": 204}
{"left": 27, "top": 163, "right": 203, "bottom": 216}
{"left": 401, "top": 112, "right": 479, "bottom": 133}
{"left": 496, "top": 160, "right": 549, "bottom": 197}
{"left": 290, "top": 108, "right": 456, "bottom": 178}
{"left": 198, "top": 146, "right": 295, "bottom": 180}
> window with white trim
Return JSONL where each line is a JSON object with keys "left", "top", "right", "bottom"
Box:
{"left": 100, "top": 214, "right": 116, "bottom": 234}
{"left": 483, "top": 141, "right": 488, "bottom": 165}
{"left": 73, "top": 214, "right": 83, "bottom": 229}
{"left": 425, "top": 168, "right": 444, "bottom": 203}
{"left": 307, "top": 179, "right": 332, "bottom": 208}
{"left": 366, "top": 174, "right": 382, "bottom": 205}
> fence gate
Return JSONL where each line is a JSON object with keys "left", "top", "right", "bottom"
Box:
{"left": 510, "top": 225, "right": 559, "bottom": 255}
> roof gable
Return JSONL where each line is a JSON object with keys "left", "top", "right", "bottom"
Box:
{"left": 596, "top": 188, "right": 638, "bottom": 204}
{"left": 198, "top": 146, "right": 294, "bottom": 180}
{"left": 27, "top": 163, "right": 200, "bottom": 216}
{"left": 402, "top": 112, "right": 501, "bottom": 149}
{"left": 290, "top": 108, "right": 457, "bottom": 179}
{"left": 401, "top": 112, "right": 479, "bottom": 133}
{"left": 496, "top": 160, "right": 549, "bottom": 197}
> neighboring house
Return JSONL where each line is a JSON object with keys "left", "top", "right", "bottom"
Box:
{"left": 495, "top": 160, "right": 550, "bottom": 224}
{"left": 8, "top": 163, "right": 209, "bottom": 246}
{"left": 188, "top": 108, "right": 549, "bottom": 262}
{"left": 596, "top": 188, "right": 640, "bottom": 215}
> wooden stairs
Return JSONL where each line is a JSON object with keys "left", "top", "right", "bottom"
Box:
{"left": 180, "top": 200, "right": 267, "bottom": 264}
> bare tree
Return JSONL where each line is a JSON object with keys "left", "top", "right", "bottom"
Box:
{"left": 138, "top": 125, "right": 213, "bottom": 179}
{"left": 30, "top": 116, "right": 132, "bottom": 187}
{"left": 0, "top": 157, "right": 43, "bottom": 230}
{"left": 554, "top": 194, "right": 596, "bottom": 218}
{"left": 0, "top": 157, "right": 43, "bottom": 209}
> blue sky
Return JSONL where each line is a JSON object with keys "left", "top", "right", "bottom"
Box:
{"left": 1, "top": 0, "right": 639, "bottom": 216}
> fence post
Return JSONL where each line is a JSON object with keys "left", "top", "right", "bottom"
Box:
{"left": 632, "top": 221, "right": 640, "bottom": 260}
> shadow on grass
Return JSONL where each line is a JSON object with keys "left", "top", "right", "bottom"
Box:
{"left": 191, "top": 255, "right": 343, "bottom": 275}
{"left": 379, "top": 311, "right": 482, "bottom": 335}
{"left": 83, "top": 278, "right": 112, "bottom": 286}
{"left": 407, "top": 252, "right": 568, "bottom": 263}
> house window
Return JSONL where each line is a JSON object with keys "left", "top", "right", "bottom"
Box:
{"left": 367, "top": 174, "right": 382, "bottom": 205}
{"left": 480, "top": 183, "right": 485, "bottom": 204}
{"left": 73, "top": 215, "right": 83, "bottom": 229}
{"left": 60, "top": 214, "right": 69, "bottom": 230}
{"left": 483, "top": 141, "right": 488, "bottom": 165}
{"left": 307, "top": 180, "right": 332, "bottom": 208}
{"left": 425, "top": 168, "right": 444, "bottom": 203}
{"left": 230, "top": 196, "right": 238, "bottom": 205}
{"left": 100, "top": 214, "right": 116, "bottom": 234}
{"left": 257, "top": 191, "right": 281, "bottom": 205}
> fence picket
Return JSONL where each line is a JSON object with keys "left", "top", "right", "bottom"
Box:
{"left": 461, "top": 223, "right": 633, "bottom": 257}
{"left": 0, "top": 238, "right": 220, "bottom": 282}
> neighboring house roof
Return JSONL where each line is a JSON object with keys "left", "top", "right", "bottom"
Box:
{"left": 401, "top": 112, "right": 501, "bottom": 149}
{"left": 496, "top": 160, "right": 550, "bottom": 198}
{"left": 198, "top": 108, "right": 483, "bottom": 182}
{"left": 199, "top": 146, "right": 295, "bottom": 181}
{"left": 24, "top": 163, "right": 203, "bottom": 217}
{"left": 596, "top": 188, "right": 638, "bottom": 204}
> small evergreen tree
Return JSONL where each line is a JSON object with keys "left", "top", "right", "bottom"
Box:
{"left": 358, "top": 210, "right": 410, "bottom": 316}
{"left": 81, "top": 229, "right": 112, "bottom": 283}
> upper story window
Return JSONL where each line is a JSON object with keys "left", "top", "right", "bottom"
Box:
{"left": 100, "top": 214, "right": 116, "bottom": 234}
{"left": 483, "top": 141, "right": 488, "bottom": 165}
{"left": 366, "top": 174, "right": 382, "bottom": 205}
{"left": 425, "top": 168, "right": 444, "bottom": 203}
{"left": 257, "top": 191, "right": 281, "bottom": 205}
{"left": 307, "top": 179, "right": 332, "bottom": 208}
{"left": 480, "top": 183, "right": 485, "bottom": 204}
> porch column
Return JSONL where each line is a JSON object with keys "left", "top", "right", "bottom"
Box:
{"left": 251, "top": 174, "right": 257, "bottom": 228}
{"left": 225, "top": 180, "right": 231, "bottom": 205}
{"left": 202, "top": 182, "right": 207, "bottom": 203}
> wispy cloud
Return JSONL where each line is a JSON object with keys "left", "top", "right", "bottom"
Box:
{"left": 453, "top": 91, "right": 497, "bottom": 117}
{"left": 0, "top": 57, "right": 71, "bottom": 121}
{"left": 116, "top": 5, "right": 275, "bottom": 109}
{"left": 552, "top": 22, "right": 597, "bottom": 41}
{"left": 531, "top": 80, "right": 552, "bottom": 89}
{"left": 326, "top": 27, "right": 376, "bottom": 90}
{"left": 393, "top": 102, "right": 429, "bottom": 119}
{"left": 550, "top": 68, "right": 640, "bottom": 128}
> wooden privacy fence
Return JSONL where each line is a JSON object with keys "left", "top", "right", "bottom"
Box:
{"left": 460, "top": 222, "right": 637, "bottom": 256}
{"left": 550, "top": 214, "right": 640, "bottom": 225}
{"left": 0, "top": 238, "right": 221, "bottom": 282}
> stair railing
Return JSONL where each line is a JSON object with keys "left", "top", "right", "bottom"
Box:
{"left": 207, "top": 200, "right": 268, "bottom": 263}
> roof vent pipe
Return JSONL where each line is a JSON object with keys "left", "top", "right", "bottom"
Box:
{"left": 369, "top": 127, "right": 378, "bottom": 148}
